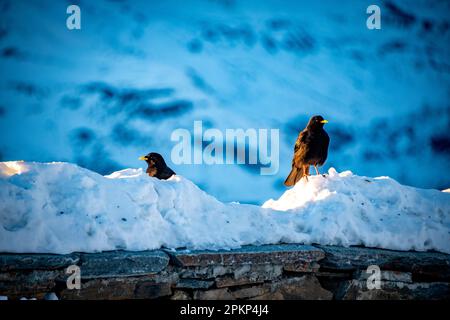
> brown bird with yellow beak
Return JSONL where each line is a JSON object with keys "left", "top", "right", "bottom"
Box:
{"left": 284, "top": 115, "right": 330, "bottom": 186}
{"left": 138, "top": 152, "right": 176, "bottom": 180}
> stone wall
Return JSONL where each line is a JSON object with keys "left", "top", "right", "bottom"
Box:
{"left": 1, "top": 244, "right": 449, "bottom": 300}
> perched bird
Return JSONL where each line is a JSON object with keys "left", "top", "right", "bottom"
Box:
{"left": 138, "top": 152, "right": 175, "bottom": 180}
{"left": 284, "top": 115, "right": 330, "bottom": 186}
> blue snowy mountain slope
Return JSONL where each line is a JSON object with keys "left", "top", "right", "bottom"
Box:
{"left": 0, "top": 0, "right": 449, "bottom": 204}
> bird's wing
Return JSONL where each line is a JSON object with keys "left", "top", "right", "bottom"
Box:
{"left": 294, "top": 130, "right": 308, "bottom": 153}
{"left": 323, "top": 131, "right": 330, "bottom": 157}
{"left": 317, "top": 131, "right": 330, "bottom": 165}
{"left": 292, "top": 130, "right": 310, "bottom": 167}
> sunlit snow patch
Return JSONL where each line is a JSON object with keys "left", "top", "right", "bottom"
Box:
{"left": 0, "top": 161, "right": 28, "bottom": 177}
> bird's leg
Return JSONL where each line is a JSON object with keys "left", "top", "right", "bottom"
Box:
{"left": 314, "top": 165, "right": 320, "bottom": 175}
{"left": 303, "top": 165, "right": 309, "bottom": 182}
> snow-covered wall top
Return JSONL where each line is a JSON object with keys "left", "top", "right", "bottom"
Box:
{"left": 1, "top": 161, "right": 449, "bottom": 254}
{"left": 0, "top": 0, "right": 449, "bottom": 204}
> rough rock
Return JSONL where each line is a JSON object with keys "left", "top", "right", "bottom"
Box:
{"left": 134, "top": 280, "right": 172, "bottom": 299}
{"left": 171, "top": 290, "right": 192, "bottom": 300}
{"left": 231, "top": 285, "right": 270, "bottom": 299}
{"left": 193, "top": 288, "right": 234, "bottom": 300}
{"left": 179, "top": 265, "right": 229, "bottom": 279}
{"left": 252, "top": 275, "right": 333, "bottom": 300}
{"left": 166, "top": 244, "right": 324, "bottom": 267}
{"left": 318, "top": 245, "right": 450, "bottom": 282}
{"left": 338, "top": 279, "right": 450, "bottom": 300}
{"left": 0, "top": 253, "right": 80, "bottom": 271}
{"left": 59, "top": 273, "right": 175, "bottom": 300}
{"left": 176, "top": 279, "right": 214, "bottom": 289}
{"left": 0, "top": 270, "right": 63, "bottom": 299}
{"left": 284, "top": 261, "right": 320, "bottom": 273}
{"left": 216, "top": 264, "right": 283, "bottom": 288}
{"left": 357, "top": 270, "right": 413, "bottom": 283}
{"left": 60, "top": 277, "right": 137, "bottom": 300}
{"left": 79, "top": 250, "right": 169, "bottom": 278}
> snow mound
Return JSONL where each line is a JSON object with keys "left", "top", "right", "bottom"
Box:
{"left": 0, "top": 162, "right": 449, "bottom": 254}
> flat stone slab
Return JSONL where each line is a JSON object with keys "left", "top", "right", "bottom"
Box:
{"left": 338, "top": 279, "right": 450, "bottom": 300}
{"left": 215, "top": 264, "right": 283, "bottom": 288}
{"left": 79, "top": 250, "right": 169, "bottom": 278}
{"left": 318, "top": 245, "right": 450, "bottom": 282}
{"left": 0, "top": 253, "right": 80, "bottom": 271}
{"left": 165, "top": 244, "right": 325, "bottom": 267}
{"left": 251, "top": 275, "right": 333, "bottom": 300}
{"left": 0, "top": 270, "right": 64, "bottom": 298}
{"left": 231, "top": 284, "right": 270, "bottom": 299}
{"left": 60, "top": 274, "right": 174, "bottom": 300}
{"left": 193, "top": 288, "right": 234, "bottom": 300}
{"left": 175, "top": 279, "right": 214, "bottom": 289}
{"left": 356, "top": 270, "right": 413, "bottom": 283}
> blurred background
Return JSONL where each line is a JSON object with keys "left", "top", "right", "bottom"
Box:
{"left": 0, "top": 0, "right": 449, "bottom": 204}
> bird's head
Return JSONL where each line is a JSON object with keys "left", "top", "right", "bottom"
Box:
{"left": 138, "top": 152, "right": 166, "bottom": 168}
{"left": 307, "top": 115, "right": 328, "bottom": 129}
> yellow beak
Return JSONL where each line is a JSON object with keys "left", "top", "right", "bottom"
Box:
{"left": 320, "top": 119, "right": 329, "bottom": 124}
{"left": 138, "top": 156, "right": 148, "bottom": 161}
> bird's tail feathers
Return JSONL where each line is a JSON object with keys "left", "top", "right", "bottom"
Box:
{"left": 284, "top": 166, "right": 303, "bottom": 186}
{"left": 294, "top": 169, "right": 303, "bottom": 184}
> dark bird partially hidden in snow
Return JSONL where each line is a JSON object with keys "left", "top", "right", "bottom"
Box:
{"left": 139, "top": 152, "right": 175, "bottom": 180}
{"left": 284, "top": 115, "right": 330, "bottom": 187}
